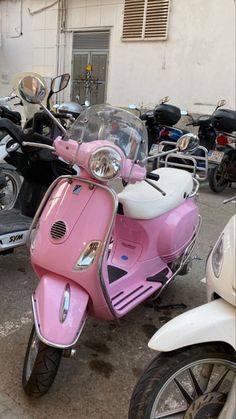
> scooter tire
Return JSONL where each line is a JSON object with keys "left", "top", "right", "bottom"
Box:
{"left": 128, "top": 342, "right": 236, "bottom": 419}
{"left": 0, "top": 166, "right": 22, "bottom": 210}
{"left": 22, "top": 326, "right": 62, "bottom": 398}
{"left": 208, "top": 164, "right": 228, "bottom": 193}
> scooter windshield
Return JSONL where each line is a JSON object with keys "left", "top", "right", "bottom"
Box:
{"left": 64, "top": 104, "right": 148, "bottom": 162}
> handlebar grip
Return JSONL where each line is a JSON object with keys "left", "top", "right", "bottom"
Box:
{"left": 146, "top": 172, "right": 160, "bottom": 181}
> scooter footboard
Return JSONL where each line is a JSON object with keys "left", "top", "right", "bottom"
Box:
{"left": 32, "top": 273, "right": 89, "bottom": 348}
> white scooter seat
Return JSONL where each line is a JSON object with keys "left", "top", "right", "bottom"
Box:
{"left": 118, "top": 168, "right": 194, "bottom": 220}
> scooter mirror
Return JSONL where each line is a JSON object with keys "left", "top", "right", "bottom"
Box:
{"left": 216, "top": 99, "right": 226, "bottom": 108}
{"left": 177, "top": 133, "right": 199, "bottom": 153}
{"left": 50, "top": 73, "right": 70, "bottom": 94}
{"left": 18, "top": 76, "right": 46, "bottom": 104}
{"left": 159, "top": 96, "right": 170, "bottom": 104}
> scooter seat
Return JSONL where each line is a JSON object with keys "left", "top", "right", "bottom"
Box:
{"left": 118, "top": 168, "right": 194, "bottom": 220}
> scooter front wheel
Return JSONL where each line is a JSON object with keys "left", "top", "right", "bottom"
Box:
{"left": 129, "top": 343, "right": 236, "bottom": 419}
{"left": 22, "top": 326, "right": 62, "bottom": 398}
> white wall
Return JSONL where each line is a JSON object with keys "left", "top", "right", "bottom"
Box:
{"left": 0, "top": 0, "right": 235, "bottom": 113}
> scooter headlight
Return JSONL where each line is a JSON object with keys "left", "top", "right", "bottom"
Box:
{"left": 89, "top": 147, "right": 122, "bottom": 181}
{"left": 212, "top": 234, "right": 224, "bottom": 278}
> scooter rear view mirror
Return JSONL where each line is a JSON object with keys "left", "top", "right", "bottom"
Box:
{"left": 51, "top": 73, "right": 70, "bottom": 94}
{"left": 159, "top": 96, "right": 170, "bottom": 104}
{"left": 216, "top": 99, "right": 226, "bottom": 109}
{"left": 18, "top": 76, "right": 46, "bottom": 104}
{"left": 176, "top": 134, "right": 200, "bottom": 153}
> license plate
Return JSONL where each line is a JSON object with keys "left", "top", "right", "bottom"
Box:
{"left": 208, "top": 150, "right": 224, "bottom": 163}
{"left": 149, "top": 144, "right": 164, "bottom": 156}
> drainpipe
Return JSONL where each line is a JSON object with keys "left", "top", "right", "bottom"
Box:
{"left": 9, "top": 0, "right": 23, "bottom": 38}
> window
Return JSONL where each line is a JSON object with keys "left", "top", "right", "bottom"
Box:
{"left": 122, "top": 0, "right": 170, "bottom": 41}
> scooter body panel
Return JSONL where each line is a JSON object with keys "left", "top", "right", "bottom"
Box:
{"left": 31, "top": 177, "right": 117, "bottom": 321}
{"left": 148, "top": 299, "right": 236, "bottom": 352}
{"left": 111, "top": 198, "right": 198, "bottom": 264}
{"left": 206, "top": 214, "right": 236, "bottom": 306}
{"left": 33, "top": 273, "right": 89, "bottom": 347}
{"left": 104, "top": 198, "right": 199, "bottom": 317}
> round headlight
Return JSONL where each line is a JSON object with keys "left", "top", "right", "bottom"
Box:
{"left": 89, "top": 147, "right": 122, "bottom": 181}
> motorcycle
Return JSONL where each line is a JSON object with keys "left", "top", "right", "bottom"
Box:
{"left": 17, "top": 75, "right": 207, "bottom": 398}
{"left": 0, "top": 73, "right": 76, "bottom": 255}
{"left": 129, "top": 196, "right": 236, "bottom": 419}
{"left": 208, "top": 107, "right": 236, "bottom": 192}
{"left": 0, "top": 95, "right": 22, "bottom": 209}
{"left": 130, "top": 98, "right": 217, "bottom": 172}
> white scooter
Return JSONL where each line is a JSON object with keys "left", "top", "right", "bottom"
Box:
{"left": 129, "top": 196, "right": 236, "bottom": 419}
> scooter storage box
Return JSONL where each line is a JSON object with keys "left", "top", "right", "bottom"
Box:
{"left": 212, "top": 108, "right": 236, "bottom": 133}
{"left": 154, "top": 104, "right": 181, "bottom": 126}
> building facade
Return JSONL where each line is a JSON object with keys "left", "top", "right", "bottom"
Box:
{"left": 0, "top": 0, "right": 235, "bottom": 112}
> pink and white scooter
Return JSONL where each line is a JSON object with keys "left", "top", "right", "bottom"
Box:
{"left": 18, "top": 76, "right": 205, "bottom": 397}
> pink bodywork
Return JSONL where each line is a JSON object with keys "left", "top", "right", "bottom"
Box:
{"left": 31, "top": 137, "right": 199, "bottom": 347}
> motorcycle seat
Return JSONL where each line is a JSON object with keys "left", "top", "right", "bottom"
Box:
{"left": 118, "top": 168, "right": 194, "bottom": 220}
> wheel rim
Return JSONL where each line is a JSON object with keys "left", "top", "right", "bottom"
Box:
{"left": 0, "top": 172, "right": 19, "bottom": 210}
{"left": 150, "top": 358, "right": 236, "bottom": 419}
{"left": 25, "top": 331, "right": 40, "bottom": 382}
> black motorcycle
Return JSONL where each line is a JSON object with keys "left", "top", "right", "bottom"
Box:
{"left": 208, "top": 107, "right": 236, "bottom": 192}
{"left": 0, "top": 74, "right": 77, "bottom": 255}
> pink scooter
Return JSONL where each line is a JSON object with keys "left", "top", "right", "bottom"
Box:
{"left": 18, "top": 76, "right": 204, "bottom": 397}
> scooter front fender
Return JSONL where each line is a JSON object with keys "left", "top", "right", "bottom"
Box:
{"left": 149, "top": 299, "right": 236, "bottom": 352}
{"left": 32, "top": 273, "right": 89, "bottom": 348}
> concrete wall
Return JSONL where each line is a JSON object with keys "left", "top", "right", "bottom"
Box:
{"left": 0, "top": 0, "right": 235, "bottom": 113}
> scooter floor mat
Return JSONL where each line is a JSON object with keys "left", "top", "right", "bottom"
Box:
{"left": 0, "top": 209, "right": 32, "bottom": 234}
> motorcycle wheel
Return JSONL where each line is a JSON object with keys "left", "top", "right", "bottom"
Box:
{"left": 22, "top": 326, "right": 62, "bottom": 398}
{"left": 129, "top": 343, "right": 236, "bottom": 419}
{"left": 0, "top": 167, "right": 21, "bottom": 210}
{"left": 208, "top": 163, "right": 228, "bottom": 193}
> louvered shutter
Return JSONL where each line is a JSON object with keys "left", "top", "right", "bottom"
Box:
{"left": 122, "top": 0, "right": 170, "bottom": 41}
{"left": 144, "top": 0, "right": 170, "bottom": 39}
{"left": 122, "top": 0, "right": 145, "bottom": 40}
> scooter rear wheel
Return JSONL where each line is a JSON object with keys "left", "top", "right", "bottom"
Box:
{"left": 0, "top": 167, "right": 21, "bottom": 210}
{"left": 128, "top": 342, "right": 236, "bottom": 419}
{"left": 22, "top": 326, "right": 62, "bottom": 398}
{"left": 208, "top": 163, "right": 228, "bottom": 193}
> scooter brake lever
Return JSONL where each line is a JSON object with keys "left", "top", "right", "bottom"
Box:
{"left": 144, "top": 178, "right": 166, "bottom": 196}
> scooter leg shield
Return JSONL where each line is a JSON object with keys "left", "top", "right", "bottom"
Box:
{"left": 148, "top": 299, "right": 236, "bottom": 352}
{"left": 32, "top": 273, "right": 89, "bottom": 348}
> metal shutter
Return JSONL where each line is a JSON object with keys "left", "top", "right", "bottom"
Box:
{"left": 73, "top": 32, "right": 110, "bottom": 51}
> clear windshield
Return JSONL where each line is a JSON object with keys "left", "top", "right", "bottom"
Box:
{"left": 64, "top": 105, "right": 148, "bottom": 161}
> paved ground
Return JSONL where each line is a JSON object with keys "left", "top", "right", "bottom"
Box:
{"left": 0, "top": 182, "right": 235, "bottom": 419}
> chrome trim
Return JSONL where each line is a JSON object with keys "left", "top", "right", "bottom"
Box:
{"left": 32, "top": 293, "right": 87, "bottom": 349}
{"left": 152, "top": 215, "right": 202, "bottom": 300}
{"left": 22, "top": 142, "right": 56, "bottom": 151}
{"left": 59, "top": 284, "right": 70, "bottom": 323}
{"left": 188, "top": 177, "right": 199, "bottom": 198}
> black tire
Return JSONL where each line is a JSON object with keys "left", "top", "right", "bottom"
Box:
{"left": 0, "top": 166, "right": 21, "bottom": 210}
{"left": 22, "top": 326, "right": 63, "bottom": 398}
{"left": 129, "top": 343, "right": 236, "bottom": 419}
{"left": 208, "top": 164, "right": 228, "bottom": 193}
